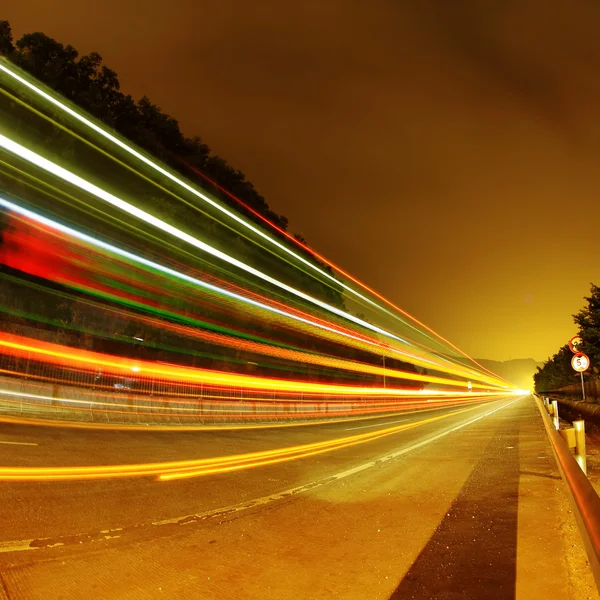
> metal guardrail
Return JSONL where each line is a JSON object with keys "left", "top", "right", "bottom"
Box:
{"left": 535, "top": 395, "right": 600, "bottom": 588}
{"left": 0, "top": 346, "right": 498, "bottom": 427}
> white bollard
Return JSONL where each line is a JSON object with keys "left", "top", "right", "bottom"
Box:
{"left": 573, "top": 420, "right": 587, "bottom": 475}
{"left": 552, "top": 400, "right": 559, "bottom": 430}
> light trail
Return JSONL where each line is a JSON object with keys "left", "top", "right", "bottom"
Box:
{"left": 182, "top": 162, "right": 506, "bottom": 382}
{"left": 0, "top": 60, "right": 497, "bottom": 378}
{"left": 0, "top": 333, "right": 509, "bottom": 396}
{"left": 0, "top": 440, "right": 37, "bottom": 446}
{"left": 0, "top": 60, "right": 515, "bottom": 435}
{"left": 0, "top": 210, "right": 377, "bottom": 359}
{"left": 0, "top": 402, "right": 486, "bottom": 481}
{"left": 0, "top": 376, "right": 500, "bottom": 426}
{"left": 0, "top": 386, "right": 496, "bottom": 412}
{"left": 0, "top": 216, "right": 489, "bottom": 389}
{"left": 0, "top": 60, "right": 508, "bottom": 388}
{"left": 0, "top": 393, "right": 496, "bottom": 431}
{"left": 0, "top": 198, "right": 507, "bottom": 386}
{"left": 0, "top": 132, "right": 421, "bottom": 349}
{"left": 0, "top": 78, "right": 502, "bottom": 385}
{"left": 0, "top": 131, "right": 495, "bottom": 385}
{"left": 0, "top": 198, "right": 419, "bottom": 363}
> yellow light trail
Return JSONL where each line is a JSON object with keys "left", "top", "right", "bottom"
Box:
{"left": 0, "top": 402, "right": 490, "bottom": 482}
{"left": 0, "top": 395, "right": 494, "bottom": 432}
{"left": 0, "top": 387, "right": 497, "bottom": 432}
{"left": 0, "top": 333, "right": 508, "bottom": 395}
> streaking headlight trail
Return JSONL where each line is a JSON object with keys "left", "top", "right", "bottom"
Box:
{"left": 0, "top": 57, "right": 515, "bottom": 480}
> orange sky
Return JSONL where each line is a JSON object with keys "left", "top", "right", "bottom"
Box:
{"left": 5, "top": 1, "right": 600, "bottom": 362}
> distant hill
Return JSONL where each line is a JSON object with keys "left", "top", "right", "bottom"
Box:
{"left": 475, "top": 358, "right": 543, "bottom": 390}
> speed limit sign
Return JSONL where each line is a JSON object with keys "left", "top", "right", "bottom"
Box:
{"left": 569, "top": 336, "right": 583, "bottom": 353}
{"left": 572, "top": 352, "right": 590, "bottom": 372}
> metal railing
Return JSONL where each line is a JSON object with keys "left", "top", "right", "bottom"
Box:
{"left": 535, "top": 395, "right": 600, "bottom": 588}
{"left": 0, "top": 350, "right": 481, "bottom": 427}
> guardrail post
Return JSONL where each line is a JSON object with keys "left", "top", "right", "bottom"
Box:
{"left": 573, "top": 420, "right": 587, "bottom": 475}
{"left": 552, "top": 400, "right": 559, "bottom": 430}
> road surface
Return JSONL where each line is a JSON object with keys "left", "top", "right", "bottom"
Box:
{"left": 0, "top": 395, "right": 596, "bottom": 599}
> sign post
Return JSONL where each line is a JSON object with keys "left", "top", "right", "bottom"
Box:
{"left": 571, "top": 352, "right": 590, "bottom": 400}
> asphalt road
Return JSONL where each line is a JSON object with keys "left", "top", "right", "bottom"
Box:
{"left": 0, "top": 395, "right": 595, "bottom": 599}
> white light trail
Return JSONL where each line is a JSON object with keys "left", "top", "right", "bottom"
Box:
{"left": 0, "top": 133, "right": 422, "bottom": 348}
{"left": 0, "top": 60, "right": 487, "bottom": 362}
{"left": 0, "top": 196, "right": 433, "bottom": 367}
{"left": 0, "top": 62, "right": 509, "bottom": 386}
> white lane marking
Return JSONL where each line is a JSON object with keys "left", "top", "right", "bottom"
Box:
{"left": 334, "top": 396, "right": 523, "bottom": 480}
{"left": 0, "top": 539, "right": 37, "bottom": 553}
{"left": 344, "top": 406, "right": 467, "bottom": 432}
{"left": 0, "top": 440, "right": 38, "bottom": 446}
{"left": 0, "top": 396, "right": 524, "bottom": 554}
{"left": 345, "top": 418, "right": 409, "bottom": 431}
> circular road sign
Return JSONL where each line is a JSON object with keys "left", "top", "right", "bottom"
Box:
{"left": 572, "top": 352, "right": 590, "bottom": 372}
{"left": 569, "top": 335, "right": 583, "bottom": 353}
